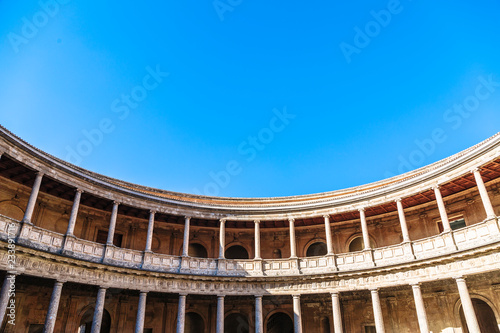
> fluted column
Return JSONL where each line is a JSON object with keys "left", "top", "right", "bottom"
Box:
{"left": 289, "top": 218, "right": 297, "bottom": 258}
{"left": 145, "top": 211, "right": 156, "bottom": 252}
{"left": 135, "top": 292, "right": 147, "bottom": 333}
{"left": 176, "top": 294, "right": 187, "bottom": 333}
{"left": 455, "top": 278, "right": 480, "bottom": 333}
{"left": 433, "top": 186, "right": 451, "bottom": 232}
{"left": 254, "top": 220, "right": 261, "bottom": 260}
{"left": 371, "top": 289, "right": 385, "bottom": 333}
{"left": 22, "top": 171, "right": 44, "bottom": 223}
{"left": 395, "top": 199, "right": 410, "bottom": 242}
{"left": 255, "top": 295, "right": 263, "bottom": 333}
{"left": 292, "top": 295, "right": 303, "bottom": 333}
{"left": 219, "top": 219, "right": 226, "bottom": 259}
{"left": 90, "top": 287, "right": 107, "bottom": 333}
{"left": 359, "top": 208, "right": 371, "bottom": 250}
{"left": 472, "top": 168, "right": 496, "bottom": 219}
{"left": 324, "top": 215, "right": 334, "bottom": 255}
{"left": 106, "top": 201, "right": 119, "bottom": 245}
{"left": 411, "top": 284, "right": 429, "bottom": 333}
{"left": 216, "top": 295, "right": 225, "bottom": 333}
{"left": 43, "top": 281, "right": 64, "bottom": 333}
{"left": 65, "top": 189, "right": 82, "bottom": 236}
{"left": 182, "top": 217, "right": 191, "bottom": 257}
{"left": 331, "top": 292, "right": 343, "bottom": 333}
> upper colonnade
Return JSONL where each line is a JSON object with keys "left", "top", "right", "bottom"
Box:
{"left": 0, "top": 124, "right": 499, "bottom": 221}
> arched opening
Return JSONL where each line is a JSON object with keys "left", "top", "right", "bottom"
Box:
{"left": 273, "top": 249, "right": 282, "bottom": 259}
{"left": 225, "top": 245, "right": 249, "bottom": 259}
{"left": 306, "top": 242, "right": 327, "bottom": 257}
{"left": 459, "top": 298, "right": 500, "bottom": 333}
{"left": 0, "top": 202, "right": 24, "bottom": 221}
{"left": 320, "top": 316, "right": 331, "bottom": 333}
{"left": 78, "top": 308, "right": 111, "bottom": 333}
{"left": 225, "top": 313, "right": 249, "bottom": 333}
{"left": 267, "top": 312, "right": 294, "bottom": 333}
{"left": 348, "top": 236, "right": 374, "bottom": 252}
{"left": 186, "top": 312, "right": 205, "bottom": 333}
{"left": 188, "top": 243, "right": 208, "bottom": 258}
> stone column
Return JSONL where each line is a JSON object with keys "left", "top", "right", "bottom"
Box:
{"left": 0, "top": 274, "right": 15, "bottom": 326}
{"left": 254, "top": 220, "right": 261, "bottom": 260}
{"left": 324, "top": 215, "right": 334, "bottom": 255}
{"left": 292, "top": 295, "right": 303, "bottom": 333}
{"left": 90, "top": 287, "right": 107, "bottom": 333}
{"left": 331, "top": 292, "right": 343, "bottom": 333}
{"left": 43, "top": 281, "right": 64, "bottom": 333}
{"left": 22, "top": 171, "right": 44, "bottom": 223}
{"left": 182, "top": 217, "right": 191, "bottom": 257}
{"left": 106, "top": 201, "right": 119, "bottom": 246}
{"left": 255, "top": 295, "right": 263, "bottom": 333}
{"left": 370, "top": 289, "right": 385, "bottom": 333}
{"left": 145, "top": 211, "right": 156, "bottom": 252}
{"left": 472, "top": 168, "right": 496, "bottom": 219}
{"left": 216, "top": 295, "right": 225, "bottom": 333}
{"left": 65, "top": 189, "right": 82, "bottom": 236}
{"left": 455, "top": 278, "right": 480, "bottom": 333}
{"left": 395, "top": 199, "right": 410, "bottom": 242}
{"left": 289, "top": 218, "right": 297, "bottom": 258}
{"left": 176, "top": 294, "right": 187, "bottom": 333}
{"left": 411, "top": 284, "right": 429, "bottom": 333}
{"left": 135, "top": 292, "right": 147, "bottom": 333}
{"left": 219, "top": 219, "right": 226, "bottom": 259}
{"left": 359, "top": 208, "right": 371, "bottom": 250}
{"left": 433, "top": 186, "right": 451, "bottom": 232}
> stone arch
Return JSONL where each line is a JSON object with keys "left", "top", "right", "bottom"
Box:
{"left": 453, "top": 294, "right": 500, "bottom": 333}
{"left": 188, "top": 242, "right": 209, "bottom": 258}
{"left": 53, "top": 217, "right": 69, "bottom": 234}
{"left": 151, "top": 235, "right": 161, "bottom": 252}
{"left": 266, "top": 311, "right": 294, "bottom": 333}
{"left": 225, "top": 243, "right": 250, "bottom": 259}
{"left": 304, "top": 239, "right": 328, "bottom": 257}
{"left": 225, "top": 311, "right": 250, "bottom": 333}
{"left": 185, "top": 311, "right": 206, "bottom": 333}
{"left": 78, "top": 306, "right": 111, "bottom": 333}
{"left": 346, "top": 233, "right": 376, "bottom": 252}
{"left": 0, "top": 201, "right": 24, "bottom": 221}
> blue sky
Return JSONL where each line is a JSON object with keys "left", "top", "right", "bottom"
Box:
{"left": 1, "top": 0, "right": 499, "bottom": 198}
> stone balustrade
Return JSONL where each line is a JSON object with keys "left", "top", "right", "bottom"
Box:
{"left": 4, "top": 214, "right": 499, "bottom": 279}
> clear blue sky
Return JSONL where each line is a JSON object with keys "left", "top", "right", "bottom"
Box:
{"left": 1, "top": 0, "right": 499, "bottom": 198}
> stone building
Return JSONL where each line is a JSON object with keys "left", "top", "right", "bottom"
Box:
{"left": 0, "top": 125, "right": 499, "bottom": 332}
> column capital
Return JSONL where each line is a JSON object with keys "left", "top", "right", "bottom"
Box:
{"left": 395, "top": 198, "right": 403, "bottom": 203}
{"left": 370, "top": 288, "right": 379, "bottom": 293}
{"left": 288, "top": 218, "right": 295, "bottom": 223}
{"left": 292, "top": 294, "right": 301, "bottom": 299}
{"left": 184, "top": 216, "right": 191, "bottom": 221}
{"left": 36, "top": 171, "right": 45, "bottom": 177}
{"left": 217, "top": 295, "right": 225, "bottom": 299}
{"left": 149, "top": 210, "right": 156, "bottom": 215}
{"left": 75, "top": 188, "right": 84, "bottom": 194}
{"left": 112, "top": 200, "right": 120, "bottom": 206}
{"left": 358, "top": 207, "right": 366, "bottom": 213}
{"left": 254, "top": 219, "right": 261, "bottom": 224}
{"left": 330, "top": 291, "right": 340, "bottom": 297}
{"left": 179, "top": 293, "right": 188, "bottom": 297}
{"left": 323, "top": 214, "right": 330, "bottom": 219}
{"left": 410, "top": 282, "right": 421, "bottom": 288}
{"left": 255, "top": 294, "right": 264, "bottom": 298}
{"left": 454, "top": 276, "right": 466, "bottom": 282}
{"left": 471, "top": 167, "right": 481, "bottom": 174}
{"left": 432, "top": 184, "right": 441, "bottom": 191}
{"left": 220, "top": 219, "right": 226, "bottom": 224}
{"left": 139, "top": 291, "right": 148, "bottom": 295}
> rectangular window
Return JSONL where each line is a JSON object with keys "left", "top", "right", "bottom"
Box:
{"left": 364, "top": 325, "right": 376, "bottom": 333}
{"left": 437, "top": 216, "right": 466, "bottom": 233}
{"left": 28, "top": 324, "right": 44, "bottom": 333}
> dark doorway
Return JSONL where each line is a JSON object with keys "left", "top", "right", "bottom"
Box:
{"left": 306, "top": 242, "right": 327, "bottom": 257}
{"left": 79, "top": 307, "right": 111, "bottom": 333}
{"left": 186, "top": 312, "right": 205, "bottom": 333}
{"left": 188, "top": 243, "right": 208, "bottom": 258}
{"left": 225, "top": 313, "right": 250, "bottom": 333}
{"left": 459, "top": 298, "right": 499, "bottom": 333}
{"left": 267, "top": 312, "right": 294, "bottom": 333}
{"left": 225, "top": 245, "right": 249, "bottom": 259}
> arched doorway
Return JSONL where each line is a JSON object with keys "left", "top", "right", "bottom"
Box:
{"left": 348, "top": 236, "right": 374, "bottom": 252}
{"left": 225, "top": 245, "right": 249, "bottom": 259}
{"left": 459, "top": 298, "right": 500, "bottom": 333}
{"left": 186, "top": 312, "right": 205, "bottom": 333}
{"left": 78, "top": 308, "right": 111, "bottom": 333}
{"left": 188, "top": 243, "right": 208, "bottom": 258}
{"left": 225, "top": 313, "right": 249, "bottom": 333}
{"left": 267, "top": 312, "right": 293, "bottom": 333}
{"left": 320, "top": 316, "right": 331, "bottom": 333}
{"left": 306, "top": 242, "right": 327, "bottom": 257}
